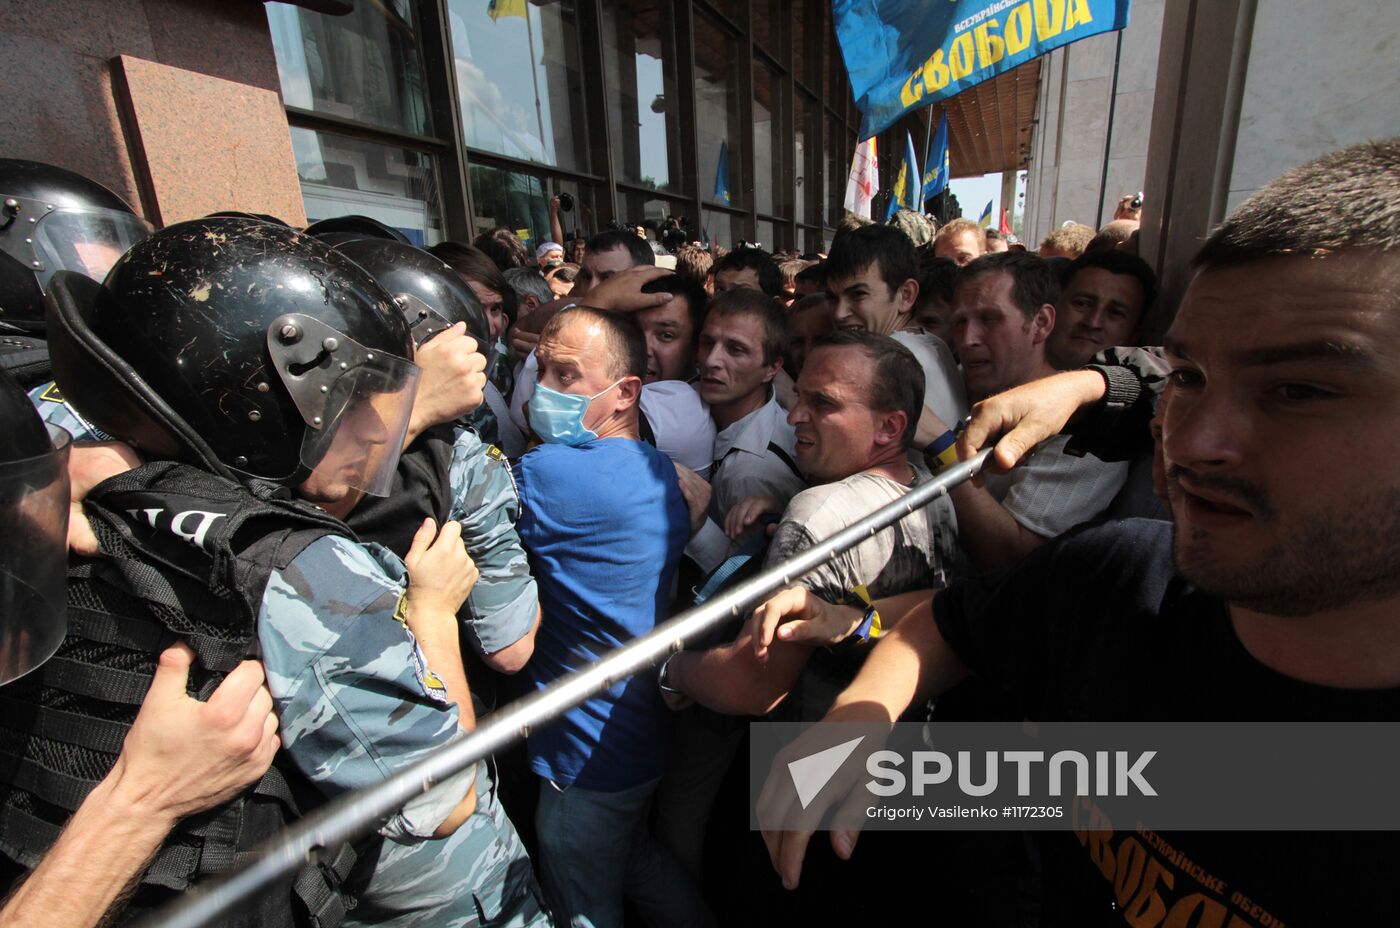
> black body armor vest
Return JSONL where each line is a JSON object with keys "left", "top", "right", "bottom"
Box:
{"left": 0, "top": 462, "right": 356, "bottom": 926}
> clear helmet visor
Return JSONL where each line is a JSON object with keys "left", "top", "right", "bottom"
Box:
{"left": 31, "top": 207, "right": 152, "bottom": 289}
{"left": 298, "top": 361, "right": 419, "bottom": 498}
{"left": 0, "top": 424, "right": 71, "bottom": 684}
{"left": 269, "top": 313, "right": 419, "bottom": 499}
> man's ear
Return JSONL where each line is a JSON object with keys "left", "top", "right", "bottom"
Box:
{"left": 1030, "top": 303, "right": 1056, "bottom": 344}
{"left": 761, "top": 354, "right": 785, "bottom": 385}
{"left": 894, "top": 277, "right": 919, "bottom": 318}
{"left": 614, "top": 375, "right": 643, "bottom": 411}
{"left": 874, "top": 409, "right": 908, "bottom": 449}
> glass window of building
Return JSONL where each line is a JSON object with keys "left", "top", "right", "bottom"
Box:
{"left": 756, "top": 219, "right": 776, "bottom": 253}
{"left": 602, "top": 1, "right": 681, "bottom": 193}
{"left": 793, "top": 0, "right": 810, "bottom": 86}
{"left": 754, "top": 59, "right": 785, "bottom": 218}
{"left": 470, "top": 165, "right": 595, "bottom": 251}
{"left": 695, "top": 15, "right": 744, "bottom": 209}
{"left": 267, "top": 0, "right": 430, "bottom": 136}
{"left": 827, "top": 24, "right": 846, "bottom": 106}
{"left": 794, "top": 91, "right": 810, "bottom": 226}
{"left": 751, "top": 0, "right": 783, "bottom": 57}
{"left": 705, "top": 213, "right": 747, "bottom": 250}
{"left": 621, "top": 191, "right": 689, "bottom": 232}
{"left": 700, "top": 0, "right": 742, "bottom": 27}
{"left": 445, "top": 0, "right": 589, "bottom": 171}
{"left": 291, "top": 128, "right": 444, "bottom": 245}
{"left": 826, "top": 114, "right": 845, "bottom": 225}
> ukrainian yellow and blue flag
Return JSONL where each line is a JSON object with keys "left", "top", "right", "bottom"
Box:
{"left": 714, "top": 141, "right": 731, "bottom": 205}
{"left": 487, "top": 0, "right": 527, "bottom": 22}
{"left": 884, "top": 131, "right": 919, "bottom": 220}
{"left": 977, "top": 199, "right": 993, "bottom": 229}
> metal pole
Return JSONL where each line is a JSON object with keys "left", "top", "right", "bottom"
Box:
{"left": 139, "top": 452, "right": 989, "bottom": 928}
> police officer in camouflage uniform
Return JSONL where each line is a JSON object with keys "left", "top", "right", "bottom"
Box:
{"left": 23, "top": 217, "right": 549, "bottom": 926}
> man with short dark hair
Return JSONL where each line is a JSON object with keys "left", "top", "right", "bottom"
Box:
{"left": 945, "top": 251, "right": 1127, "bottom": 570}
{"left": 825, "top": 223, "right": 967, "bottom": 439}
{"left": 713, "top": 246, "right": 783, "bottom": 296}
{"left": 636, "top": 274, "right": 708, "bottom": 384}
{"left": 661, "top": 330, "right": 958, "bottom": 720}
{"left": 512, "top": 305, "right": 708, "bottom": 928}
{"left": 687, "top": 290, "right": 806, "bottom": 573}
{"left": 760, "top": 135, "right": 1400, "bottom": 928}
{"left": 572, "top": 228, "right": 657, "bottom": 297}
{"left": 1046, "top": 249, "right": 1157, "bottom": 370}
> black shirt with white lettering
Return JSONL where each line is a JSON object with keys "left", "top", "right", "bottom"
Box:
{"left": 933, "top": 518, "right": 1400, "bottom": 927}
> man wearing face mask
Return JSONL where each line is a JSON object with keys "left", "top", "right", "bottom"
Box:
{"left": 512, "top": 306, "right": 712, "bottom": 928}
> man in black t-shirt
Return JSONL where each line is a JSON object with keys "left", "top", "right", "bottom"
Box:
{"left": 756, "top": 138, "right": 1400, "bottom": 925}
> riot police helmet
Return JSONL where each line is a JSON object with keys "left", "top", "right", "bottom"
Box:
{"left": 43, "top": 217, "right": 419, "bottom": 499}
{"left": 0, "top": 159, "right": 150, "bottom": 333}
{"left": 335, "top": 237, "right": 490, "bottom": 348}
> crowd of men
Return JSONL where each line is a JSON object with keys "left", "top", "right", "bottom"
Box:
{"left": 0, "top": 134, "right": 1395, "bottom": 928}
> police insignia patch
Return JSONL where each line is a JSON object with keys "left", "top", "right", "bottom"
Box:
{"left": 392, "top": 592, "right": 410, "bottom": 627}
{"left": 38, "top": 382, "right": 65, "bottom": 403}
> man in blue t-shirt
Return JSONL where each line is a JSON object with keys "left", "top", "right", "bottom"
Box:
{"left": 512, "top": 306, "right": 711, "bottom": 928}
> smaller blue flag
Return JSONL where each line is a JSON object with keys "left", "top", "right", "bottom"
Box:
{"left": 885, "top": 131, "right": 920, "bottom": 220}
{"left": 977, "top": 199, "right": 993, "bottom": 229}
{"left": 714, "top": 141, "right": 731, "bottom": 206}
{"left": 922, "top": 110, "right": 950, "bottom": 203}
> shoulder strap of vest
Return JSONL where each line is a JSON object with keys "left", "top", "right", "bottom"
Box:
{"left": 638, "top": 405, "right": 658, "bottom": 448}
{"left": 767, "top": 441, "right": 803, "bottom": 481}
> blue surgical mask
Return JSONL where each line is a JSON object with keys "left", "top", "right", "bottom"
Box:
{"left": 528, "top": 379, "right": 623, "bottom": 446}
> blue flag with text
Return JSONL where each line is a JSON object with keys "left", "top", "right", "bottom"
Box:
{"left": 835, "top": 0, "right": 1132, "bottom": 140}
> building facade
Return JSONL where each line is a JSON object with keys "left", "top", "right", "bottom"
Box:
{"left": 0, "top": 0, "right": 861, "bottom": 255}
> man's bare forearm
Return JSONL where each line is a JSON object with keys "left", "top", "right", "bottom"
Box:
{"left": 829, "top": 594, "right": 970, "bottom": 722}
{"left": 0, "top": 772, "right": 175, "bottom": 928}
{"left": 948, "top": 481, "right": 1048, "bottom": 572}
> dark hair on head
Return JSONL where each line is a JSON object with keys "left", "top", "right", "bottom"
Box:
{"left": 548, "top": 262, "right": 579, "bottom": 283}
{"left": 1061, "top": 249, "right": 1157, "bottom": 321}
{"left": 586, "top": 229, "right": 656, "bottom": 268}
{"left": 714, "top": 247, "right": 783, "bottom": 296}
{"left": 916, "top": 257, "right": 959, "bottom": 309}
{"left": 1194, "top": 138, "right": 1400, "bottom": 270}
{"left": 789, "top": 292, "right": 830, "bottom": 316}
{"left": 1041, "top": 255, "right": 1073, "bottom": 280}
{"left": 642, "top": 273, "right": 708, "bottom": 345}
{"left": 794, "top": 261, "right": 826, "bottom": 290}
{"left": 471, "top": 227, "right": 531, "bottom": 271}
{"left": 428, "top": 240, "right": 518, "bottom": 322}
{"left": 809, "top": 329, "right": 924, "bottom": 447}
{"left": 825, "top": 223, "right": 918, "bottom": 297}
{"left": 705, "top": 288, "right": 788, "bottom": 366}
{"left": 956, "top": 251, "right": 1060, "bottom": 319}
{"left": 541, "top": 306, "right": 647, "bottom": 380}
{"left": 675, "top": 245, "right": 714, "bottom": 286}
